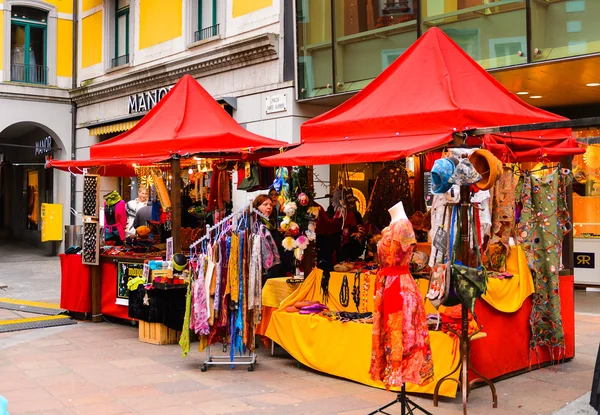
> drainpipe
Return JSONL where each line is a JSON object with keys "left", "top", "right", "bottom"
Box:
{"left": 70, "top": 0, "right": 78, "bottom": 225}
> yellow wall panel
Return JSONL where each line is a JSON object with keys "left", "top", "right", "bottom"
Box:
{"left": 46, "top": 0, "right": 73, "bottom": 14}
{"left": 139, "top": 0, "right": 182, "bottom": 49}
{"left": 83, "top": 0, "right": 103, "bottom": 12}
{"left": 0, "top": 12, "right": 3, "bottom": 71}
{"left": 57, "top": 19, "right": 73, "bottom": 77}
{"left": 232, "top": 0, "right": 272, "bottom": 18}
{"left": 82, "top": 11, "right": 103, "bottom": 68}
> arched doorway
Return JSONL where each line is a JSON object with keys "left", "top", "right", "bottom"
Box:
{"left": 0, "top": 122, "right": 64, "bottom": 254}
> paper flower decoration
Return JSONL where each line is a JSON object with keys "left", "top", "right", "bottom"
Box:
{"left": 294, "top": 247, "right": 304, "bottom": 261}
{"left": 298, "top": 193, "right": 309, "bottom": 206}
{"left": 283, "top": 201, "right": 297, "bottom": 217}
{"left": 289, "top": 222, "right": 300, "bottom": 237}
{"left": 308, "top": 221, "right": 316, "bottom": 232}
{"left": 307, "top": 206, "right": 320, "bottom": 219}
{"left": 305, "top": 229, "right": 316, "bottom": 241}
{"left": 282, "top": 237, "right": 295, "bottom": 251}
{"left": 296, "top": 235, "right": 309, "bottom": 250}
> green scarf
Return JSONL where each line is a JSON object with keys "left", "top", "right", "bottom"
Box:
{"left": 103, "top": 191, "right": 122, "bottom": 207}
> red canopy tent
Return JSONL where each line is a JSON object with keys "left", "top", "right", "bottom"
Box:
{"left": 49, "top": 74, "right": 288, "bottom": 175}
{"left": 261, "top": 27, "right": 583, "bottom": 167}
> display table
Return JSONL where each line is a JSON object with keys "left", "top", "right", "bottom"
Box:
{"left": 59, "top": 254, "right": 91, "bottom": 313}
{"left": 265, "top": 246, "right": 575, "bottom": 398}
{"left": 256, "top": 278, "right": 302, "bottom": 337}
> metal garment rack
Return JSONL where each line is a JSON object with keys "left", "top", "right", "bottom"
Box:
{"left": 192, "top": 203, "right": 269, "bottom": 372}
{"left": 201, "top": 345, "right": 257, "bottom": 372}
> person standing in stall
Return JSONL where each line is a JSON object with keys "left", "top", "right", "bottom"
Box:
{"left": 252, "top": 194, "right": 293, "bottom": 284}
{"left": 126, "top": 186, "right": 149, "bottom": 237}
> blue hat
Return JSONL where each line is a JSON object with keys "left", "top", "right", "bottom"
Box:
{"left": 431, "top": 158, "right": 456, "bottom": 194}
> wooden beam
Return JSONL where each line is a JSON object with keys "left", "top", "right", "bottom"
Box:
{"left": 467, "top": 116, "right": 600, "bottom": 135}
{"left": 171, "top": 157, "right": 181, "bottom": 254}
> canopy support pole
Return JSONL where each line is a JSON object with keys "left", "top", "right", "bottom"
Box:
{"left": 171, "top": 156, "right": 181, "bottom": 254}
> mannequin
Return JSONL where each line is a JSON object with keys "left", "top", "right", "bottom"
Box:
{"left": 103, "top": 190, "right": 127, "bottom": 245}
{"left": 388, "top": 201, "right": 408, "bottom": 223}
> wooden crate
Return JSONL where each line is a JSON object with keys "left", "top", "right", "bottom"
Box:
{"left": 138, "top": 321, "right": 181, "bottom": 345}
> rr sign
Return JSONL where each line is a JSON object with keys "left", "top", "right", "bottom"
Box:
{"left": 574, "top": 252, "right": 595, "bottom": 269}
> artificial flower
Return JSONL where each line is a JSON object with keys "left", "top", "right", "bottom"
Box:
{"left": 296, "top": 235, "right": 309, "bottom": 250}
{"left": 305, "top": 229, "right": 316, "bottom": 241}
{"left": 282, "top": 236, "right": 295, "bottom": 251}
{"left": 281, "top": 216, "right": 291, "bottom": 225}
{"left": 307, "top": 206, "right": 320, "bottom": 219}
{"left": 283, "top": 201, "right": 297, "bottom": 216}
{"left": 308, "top": 221, "right": 316, "bottom": 232}
{"left": 298, "top": 193, "right": 309, "bottom": 206}
{"left": 289, "top": 222, "right": 300, "bottom": 237}
{"left": 294, "top": 247, "right": 304, "bottom": 261}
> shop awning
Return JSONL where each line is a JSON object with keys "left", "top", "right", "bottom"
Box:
{"left": 48, "top": 75, "right": 289, "bottom": 175}
{"left": 261, "top": 27, "right": 581, "bottom": 167}
{"left": 88, "top": 120, "right": 140, "bottom": 136}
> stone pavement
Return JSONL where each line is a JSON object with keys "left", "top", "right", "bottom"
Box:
{"left": 0, "top": 240, "right": 598, "bottom": 414}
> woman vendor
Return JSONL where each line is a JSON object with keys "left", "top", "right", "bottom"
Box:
{"left": 252, "top": 194, "right": 294, "bottom": 284}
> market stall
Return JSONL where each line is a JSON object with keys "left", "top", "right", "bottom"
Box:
{"left": 260, "top": 27, "right": 583, "bottom": 402}
{"left": 50, "top": 74, "right": 288, "bottom": 321}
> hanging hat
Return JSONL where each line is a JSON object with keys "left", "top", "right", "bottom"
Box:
{"left": 448, "top": 158, "right": 482, "bottom": 186}
{"left": 430, "top": 157, "right": 456, "bottom": 194}
{"left": 172, "top": 253, "right": 188, "bottom": 272}
{"left": 469, "top": 149, "right": 503, "bottom": 190}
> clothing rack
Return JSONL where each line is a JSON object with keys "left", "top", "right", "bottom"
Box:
{"left": 188, "top": 203, "right": 270, "bottom": 255}
{"left": 187, "top": 201, "right": 269, "bottom": 372}
{"left": 432, "top": 185, "right": 497, "bottom": 415}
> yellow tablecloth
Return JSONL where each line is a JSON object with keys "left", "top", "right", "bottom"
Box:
{"left": 262, "top": 277, "right": 302, "bottom": 308}
{"left": 266, "top": 269, "right": 461, "bottom": 397}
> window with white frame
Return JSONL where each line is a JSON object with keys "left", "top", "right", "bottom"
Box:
{"left": 191, "top": 0, "right": 218, "bottom": 43}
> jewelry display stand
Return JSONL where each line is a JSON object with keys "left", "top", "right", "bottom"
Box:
{"left": 432, "top": 185, "right": 497, "bottom": 414}
{"left": 367, "top": 384, "right": 432, "bottom": 415}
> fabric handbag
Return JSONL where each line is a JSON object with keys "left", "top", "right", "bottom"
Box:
{"left": 259, "top": 224, "right": 281, "bottom": 270}
{"left": 426, "top": 205, "right": 453, "bottom": 309}
{"left": 450, "top": 203, "right": 488, "bottom": 319}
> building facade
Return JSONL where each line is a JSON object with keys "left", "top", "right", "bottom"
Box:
{"left": 0, "top": 0, "right": 74, "bottom": 253}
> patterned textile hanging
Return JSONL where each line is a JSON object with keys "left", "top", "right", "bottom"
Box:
{"left": 365, "top": 164, "right": 413, "bottom": 232}
{"left": 516, "top": 167, "right": 572, "bottom": 357}
{"left": 488, "top": 166, "right": 517, "bottom": 271}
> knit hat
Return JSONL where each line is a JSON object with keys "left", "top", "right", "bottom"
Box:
{"left": 448, "top": 158, "right": 482, "bottom": 186}
{"left": 469, "top": 149, "right": 503, "bottom": 190}
{"left": 103, "top": 190, "right": 122, "bottom": 207}
{"left": 172, "top": 253, "right": 188, "bottom": 272}
{"left": 431, "top": 157, "right": 456, "bottom": 194}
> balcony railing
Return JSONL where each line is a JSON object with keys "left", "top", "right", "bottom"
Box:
{"left": 10, "top": 64, "right": 48, "bottom": 85}
{"left": 194, "top": 24, "right": 220, "bottom": 42}
{"left": 111, "top": 54, "right": 130, "bottom": 68}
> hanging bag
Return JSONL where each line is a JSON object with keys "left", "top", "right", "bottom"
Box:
{"left": 450, "top": 203, "right": 488, "bottom": 319}
{"left": 426, "top": 204, "right": 453, "bottom": 309}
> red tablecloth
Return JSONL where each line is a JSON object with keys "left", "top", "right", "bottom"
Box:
{"left": 59, "top": 254, "right": 91, "bottom": 313}
{"left": 469, "top": 275, "right": 575, "bottom": 380}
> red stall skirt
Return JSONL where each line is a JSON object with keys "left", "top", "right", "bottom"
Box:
{"left": 59, "top": 254, "right": 91, "bottom": 313}
{"left": 470, "top": 275, "right": 575, "bottom": 380}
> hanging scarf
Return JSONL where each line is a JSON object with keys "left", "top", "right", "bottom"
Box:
{"left": 179, "top": 271, "right": 193, "bottom": 358}
{"left": 227, "top": 233, "right": 240, "bottom": 303}
{"left": 103, "top": 190, "right": 122, "bottom": 207}
{"left": 248, "top": 234, "right": 263, "bottom": 311}
{"left": 191, "top": 255, "right": 210, "bottom": 336}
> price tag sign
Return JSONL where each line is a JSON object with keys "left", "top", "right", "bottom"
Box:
{"left": 432, "top": 227, "right": 448, "bottom": 257}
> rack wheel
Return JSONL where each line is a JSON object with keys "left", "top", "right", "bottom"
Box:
{"left": 247, "top": 364, "right": 254, "bottom": 372}
{"left": 200, "top": 365, "right": 207, "bottom": 372}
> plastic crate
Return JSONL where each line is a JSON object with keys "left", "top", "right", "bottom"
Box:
{"left": 138, "top": 321, "right": 181, "bottom": 345}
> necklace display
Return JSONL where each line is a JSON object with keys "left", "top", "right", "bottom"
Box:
{"left": 351, "top": 271, "right": 361, "bottom": 311}
{"left": 339, "top": 274, "right": 350, "bottom": 307}
{"left": 361, "top": 272, "right": 371, "bottom": 313}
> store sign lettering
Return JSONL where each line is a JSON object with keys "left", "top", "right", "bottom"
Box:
{"left": 35, "top": 136, "right": 52, "bottom": 155}
{"left": 128, "top": 87, "right": 172, "bottom": 114}
{"left": 574, "top": 252, "right": 595, "bottom": 269}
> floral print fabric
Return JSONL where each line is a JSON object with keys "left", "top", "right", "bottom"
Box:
{"left": 488, "top": 166, "right": 517, "bottom": 272}
{"left": 370, "top": 219, "right": 434, "bottom": 389}
{"left": 516, "top": 168, "right": 572, "bottom": 354}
